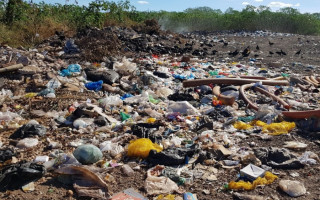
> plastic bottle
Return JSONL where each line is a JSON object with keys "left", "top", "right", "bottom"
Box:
{"left": 122, "top": 164, "right": 135, "bottom": 176}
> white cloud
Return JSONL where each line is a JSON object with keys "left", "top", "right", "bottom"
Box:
{"left": 268, "top": 2, "right": 293, "bottom": 8}
{"left": 242, "top": 2, "right": 250, "bottom": 5}
{"left": 137, "top": 1, "right": 149, "bottom": 4}
{"left": 268, "top": 1, "right": 301, "bottom": 8}
{"left": 254, "top": 0, "right": 263, "bottom": 2}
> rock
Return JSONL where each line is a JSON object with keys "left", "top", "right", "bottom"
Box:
{"left": 279, "top": 180, "right": 306, "bottom": 197}
{"left": 18, "top": 65, "right": 41, "bottom": 75}
{"left": 16, "top": 138, "right": 39, "bottom": 149}
{"left": 73, "top": 144, "right": 103, "bottom": 164}
{"left": 233, "top": 192, "right": 264, "bottom": 200}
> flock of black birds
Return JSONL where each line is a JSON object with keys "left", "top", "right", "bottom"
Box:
{"left": 221, "top": 39, "right": 302, "bottom": 59}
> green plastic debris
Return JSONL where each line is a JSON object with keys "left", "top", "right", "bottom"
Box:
{"left": 238, "top": 116, "right": 255, "bottom": 123}
{"left": 149, "top": 95, "right": 160, "bottom": 104}
{"left": 209, "top": 70, "right": 219, "bottom": 76}
{"left": 120, "top": 112, "right": 131, "bottom": 121}
{"left": 281, "top": 73, "right": 290, "bottom": 77}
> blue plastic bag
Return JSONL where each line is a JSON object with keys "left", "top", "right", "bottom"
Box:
{"left": 85, "top": 80, "right": 103, "bottom": 91}
{"left": 68, "top": 64, "right": 81, "bottom": 73}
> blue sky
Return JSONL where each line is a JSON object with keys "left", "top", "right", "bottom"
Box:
{"left": 33, "top": 0, "right": 319, "bottom": 13}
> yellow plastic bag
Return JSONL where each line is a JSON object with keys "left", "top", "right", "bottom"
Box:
{"left": 233, "top": 121, "right": 253, "bottom": 130}
{"left": 24, "top": 93, "right": 37, "bottom": 98}
{"left": 253, "top": 120, "right": 266, "bottom": 127}
{"left": 146, "top": 118, "right": 156, "bottom": 123}
{"left": 127, "top": 138, "right": 163, "bottom": 158}
{"left": 228, "top": 171, "right": 278, "bottom": 190}
{"left": 156, "top": 194, "right": 175, "bottom": 200}
{"left": 258, "top": 121, "right": 295, "bottom": 135}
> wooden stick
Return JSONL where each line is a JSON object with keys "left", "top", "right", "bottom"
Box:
{"left": 183, "top": 78, "right": 289, "bottom": 88}
{"left": 0, "top": 63, "right": 24, "bottom": 73}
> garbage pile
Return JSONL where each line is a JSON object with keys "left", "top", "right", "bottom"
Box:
{"left": 0, "top": 27, "right": 320, "bottom": 199}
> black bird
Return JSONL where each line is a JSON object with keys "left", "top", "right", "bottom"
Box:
{"left": 281, "top": 49, "right": 286, "bottom": 55}
{"left": 295, "top": 49, "right": 301, "bottom": 55}
{"left": 228, "top": 49, "right": 239, "bottom": 57}
{"left": 254, "top": 54, "right": 259, "bottom": 58}
{"left": 256, "top": 45, "right": 260, "bottom": 51}
{"left": 275, "top": 49, "right": 286, "bottom": 56}
{"left": 275, "top": 51, "right": 281, "bottom": 56}
{"left": 212, "top": 50, "right": 218, "bottom": 55}
{"left": 242, "top": 46, "right": 251, "bottom": 57}
{"left": 269, "top": 51, "right": 274, "bottom": 55}
{"left": 269, "top": 41, "right": 274, "bottom": 46}
{"left": 223, "top": 41, "right": 228, "bottom": 47}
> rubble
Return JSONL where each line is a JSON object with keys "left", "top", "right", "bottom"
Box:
{"left": 0, "top": 25, "right": 320, "bottom": 199}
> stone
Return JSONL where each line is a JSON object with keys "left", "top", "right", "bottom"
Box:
{"left": 73, "top": 144, "right": 103, "bottom": 164}
{"left": 279, "top": 180, "right": 306, "bottom": 197}
{"left": 16, "top": 138, "right": 39, "bottom": 149}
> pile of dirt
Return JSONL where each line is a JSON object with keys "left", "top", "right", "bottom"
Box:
{"left": 75, "top": 27, "right": 121, "bottom": 62}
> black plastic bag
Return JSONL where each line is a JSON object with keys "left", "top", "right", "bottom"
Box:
{"left": 0, "top": 162, "right": 45, "bottom": 191}
{"left": 10, "top": 124, "right": 46, "bottom": 139}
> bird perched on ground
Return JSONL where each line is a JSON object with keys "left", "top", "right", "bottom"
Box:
{"left": 256, "top": 45, "right": 260, "bottom": 51}
{"left": 295, "top": 49, "right": 301, "bottom": 55}
{"left": 269, "top": 51, "right": 274, "bottom": 55}
{"left": 254, "top": 54, "right": 259, "bottom": 58}
{"left": 228, "top": 49, "right": 239, "bottom": 57}
{"left": 276, "top": 49, "right": 286, "bottom": 56}
{"left": 212, "top": 50, "right": 218, "bottom": 55}
{"left": 269, "top": 41, "right": 274, "bottom": 46}
{"left": 242, "top": 46, "right": 250, "bottom": 57}
{"left": 223, "top": 41, "right": 228, "bottom": 47}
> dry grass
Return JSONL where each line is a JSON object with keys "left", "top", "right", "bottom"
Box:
{"left": 0, "top": 18, "right": 75, "bottom": 47}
